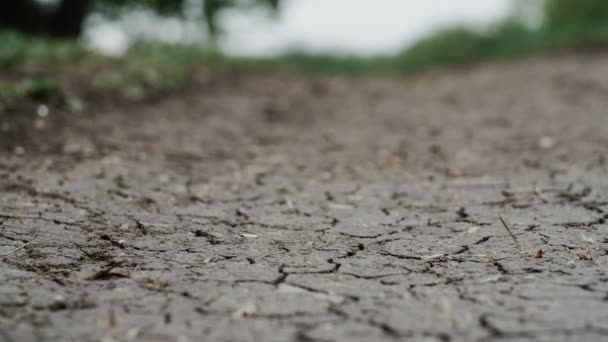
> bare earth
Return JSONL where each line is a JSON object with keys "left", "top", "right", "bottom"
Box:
{"left": 1, "top": 52, "right": 608, "bottom": 342}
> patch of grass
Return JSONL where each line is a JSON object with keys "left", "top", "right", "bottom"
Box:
{"left": 98, "top": 44, "right": 224, "bottom": 94}
{"left": 0, "top": 77, "right": 61, "bottom": 101}
{"left": 0, "top": 31, "right": 88, "bottom": 68}
{"left": 0, "top": 31, "right": 225, "bottom": 103}
{"left": 394, "top": 22, "right": 538, "bottom": 71}
{"left": 113, "top": 174, "right": 127, "bottom": 189}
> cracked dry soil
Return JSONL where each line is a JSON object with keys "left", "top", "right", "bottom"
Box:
{"left": 2, "top": 52, "right": 608, "bottom": 342}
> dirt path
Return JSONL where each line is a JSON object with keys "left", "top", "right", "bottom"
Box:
{"left": 2, "top": 52, "right": 608, "bottom": 342}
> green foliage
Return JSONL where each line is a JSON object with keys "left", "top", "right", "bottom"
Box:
{"left": 0, "top": 30, "right": 87, "bottom": 68}
{"left": 0, "top": 77, "right": 61, "bottom": 101}
{"left": 393, "top": 22, "right": 535, "bottom": 71}
{"left": 94, "top": 43, "right": 224, "bottom": 99}
{"left": 544, "top": 0, "right": 608, "bottom": 31}
{"left": 0, "top": 30, "right": 224, "bottom": 103}
{"left": 539, "top": 0, "right": 608, "bottom": 48}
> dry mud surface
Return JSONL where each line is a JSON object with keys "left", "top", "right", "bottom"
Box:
{"left": 2, "top": 53, "right": 608, "bottom": 341}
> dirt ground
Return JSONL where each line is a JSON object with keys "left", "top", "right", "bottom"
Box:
{"left": 1, "top": 52, "right": 608, "bottom": 342}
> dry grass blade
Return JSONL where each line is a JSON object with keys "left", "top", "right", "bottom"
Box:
{"left": 499, "top": 216, "right": 519, "bottom": 245}
{"left": 0, "top": 238, "right": 38, "bottom": 257}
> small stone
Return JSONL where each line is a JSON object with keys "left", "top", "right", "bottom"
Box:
{"left": 37, "top": 104, "right": 49, "bottom": 118}
{"left": 34, "top": 118, "right": 46, "bottom": 130}
{"left": 232, "top": 302, "right": 256, "bottom": 318}
{"left": 538, "top": 136, "right": 555, "bottom": 149}
{"left": 53, "top": 294, "right": 66, "bottom": 304}
{"left": 50, "top": 294, "right": 67, "bottom": 310}
{"left": 62, "top": 143, "right": 82, "bottom": 155}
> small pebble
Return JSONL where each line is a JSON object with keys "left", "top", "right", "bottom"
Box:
{"left": 37, "top": 104, "right": 49, "bottom": 118}
{"left": 538, "top": 136, "right": 555, "bottom": 149}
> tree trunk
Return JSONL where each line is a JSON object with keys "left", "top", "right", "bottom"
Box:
{"left": 0, "top": 1, "right": 49, "bottom": 35}
{"left": 0, "top": 0, "right": 93, "bottom": 38}
{"left": 51, "top": 0, "right": 94, "bottom": 38}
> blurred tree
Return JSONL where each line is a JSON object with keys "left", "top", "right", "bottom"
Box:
{"left": 0, "top": 0, "right": 280, "bottom": 38}
{"left": 544, "top": 0, "right": 608, "bottom": 30}
{"left": 0, "top": 2, "right": 52, "bottom": 36}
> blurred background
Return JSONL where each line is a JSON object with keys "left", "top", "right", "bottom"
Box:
{"left": 1, "top": 0, "right": 608, "bottom": 104}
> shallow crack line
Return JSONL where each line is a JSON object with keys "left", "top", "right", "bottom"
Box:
{"left": 380, "top": 251, "right": 422, "bottom": 260}
{"left": 339, "top": 272, "right": 410, "bottom": 279}
{"left": 337, "top": 244, "right": 365, "bottom": 259}
{"left": 284, "top": 282, "right": 360, "bottom": 302}
{"left": 327, "top": 303, "right": 349, "bottom": 319}
{"left": 326, "top": 305, "right": 406, "bottom": 339}
{"left": 35, "top": 190, "right": 98, "bottom": 214}
{"left": 232, "top": 278, "right": 281, "bottom": 286}
{"left": 0, "top": 213, "right": 80, "bottom": 227}
{"left": 272, "top": 264, "right": 288, "bottom": 286}
{"left": 382, "top": 250, "right": 491, "bottom": 265}
{"left": 381, "top": 216, "right": 412, "bottom": 228}
{"left": 1, "top": 209, "right": 101, "bottom": 228}
{"left": 562, "top": 213, "right": 608, "bottom": 228}
{"left": 288, "top": 260, "right": 341, "bottom": 275}
{"left": 455, "top": 218, "right": 492, "bottom": 226}
{"left": 473, "top": 236, "right": 493, "bottom": 245}
{"left": 287, "top": 268, "right": 339, "bottom": 275}
{"left": 367, "top": 318, "right": 401, "bottom": 338}
{"left": 477, "top": 320, "right": 608, "bottom": 341}
{"left": 246, "top": 311, "right": 317, "bottom": 320}
{"left": 455, "top": 286, "right": 481, "bottom": 304}
{"left": 382, "top": 250, "right": 472, "bottom": 262}
{"left": 452, "top": 245, "right": 469, "bottom": 255}
{"left": 293, "top": 330, "right": 332, "bottom": 342}
{"left": 338, "top": 232, "right": 382, "bottom": 239}
{"left": 478, "top": 314, "right": 504, "bottom": 338}
{"left": 368, "top": 238, "right": 403, "bottom": 246}
{"left": 232, "top": 264, "right": 287, "bottom": 287}
{"left": 492, "top": 260, "right": 509, "bottom": 274}
{"left": 0, "top": 233, "right": 28, "bottom": 242}
{"left": 581, "top": 201, "right": 608, "bottom": 214}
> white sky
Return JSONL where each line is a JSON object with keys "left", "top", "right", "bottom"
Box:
{"left": 219, "top": 0, "right": 514, "bottom": 57}
{"left": 85, "top": 0, "right": 515, "bottom": 57}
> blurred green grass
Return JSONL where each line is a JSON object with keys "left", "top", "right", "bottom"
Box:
{"left": 1, "top": 0, "right": 608, "bottom": 104}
